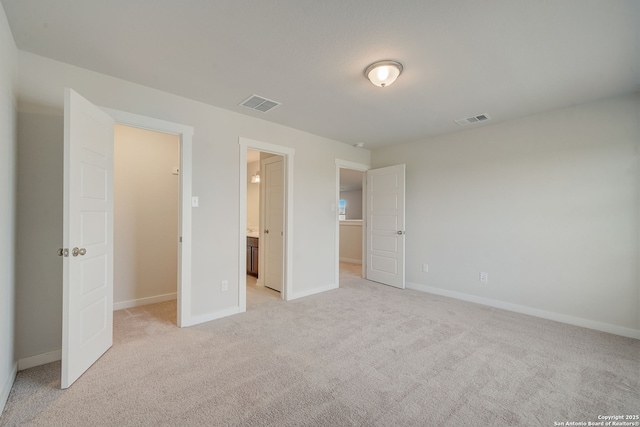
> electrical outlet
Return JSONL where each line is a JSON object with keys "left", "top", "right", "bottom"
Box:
{"left": 479, "top": 272, "right": 488, "bottom": 283}
{"left": 422, "top": 263, "right": 429, "bottom": 273}
{"left": 221, "top": 280, "right": 229, "bottom": 291}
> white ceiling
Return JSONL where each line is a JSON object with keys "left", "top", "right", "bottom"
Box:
{"left": 2, "top": 1, "right": 638, "bottom": 149}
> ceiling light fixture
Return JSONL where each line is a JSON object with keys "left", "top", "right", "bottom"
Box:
{"left": 365, "top": 60, "right": 403, "bottom": 88}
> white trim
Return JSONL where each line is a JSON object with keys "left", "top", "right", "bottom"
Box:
{"left": 181, "top": 307, "right": 245, "bottom": 327}
{"left": 339, "top": 257, "right": 362, "bottom": 265}
{"left": 288, "top": 283, "right": 339, "bottom": 301}
{"left": 406, "top": 281, "right": 640, "bottom": 340}
{"left": 336, "top": 159, "right": 371, "bottom": 171}
{"left": 239, "top": 151, "right": 248, "bottom": 312}
{"left": 101, "top": 107, "right": 193, "bottom": 328}
{"left": 0, "top": 363, "right": 17, "bottom": 413}
{"left": 335, "top": 159, "right": 369, "bottom": 286}
{"left": 18, "top": 350, "right": 61, "bottom": 371}
{"left": 113, "top": 293, "right": 177, "bottom": 311}
{"left": 239, "top": 138, "right": 295, "bottom": 312}
{"left": 339, "top": 220, "right": 363, "bottom": 226}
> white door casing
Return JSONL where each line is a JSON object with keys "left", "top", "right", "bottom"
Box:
{"left": 262, "top": 156, "right": 285, "bottom": 292}
{"left": 62, "top": 89, "right": 115, "bottom": 388}
{"left": 366, "top": 164, "right": 406, "bottom": 289}
{"left": 102, "top": 107, "right": 193, "bottom": 327}
{"left": 238, "top": 138, "right": 294, "bottom": 308}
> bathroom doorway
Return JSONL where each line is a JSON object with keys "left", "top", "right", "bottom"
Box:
{"left": 239, "top": 138, "right": 294, "bottom": 312}
{"left": 245, "top": 149, "right": 281, "bottom": 308}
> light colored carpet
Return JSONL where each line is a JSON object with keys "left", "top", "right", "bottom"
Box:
{"left": 246, "top": 274, "right": 281, "bottom": 309}
{"left": 2, "top": 263, "right": 638, "bottom": 426}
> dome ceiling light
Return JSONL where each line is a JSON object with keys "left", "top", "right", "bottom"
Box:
{"left": 365, "top": 60, "right": 403, "bottom": 88}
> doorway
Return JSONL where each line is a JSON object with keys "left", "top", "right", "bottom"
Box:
{"left": 335, "top": 160, "right": 369, "bottom": 286}
{"left": 113, "top": 125, "right": 180, "bottom": 315}
{"left": 239, "top": 138, "right": 294, "bottom": 312}
{"left": 103, "top": 107, "right": 194, "bottom": 327}
{"left": 334, "top": 161, "right": 407, "bottom": 290}
{"left": 338, "top": 167, "right": 365, "bottom": 263}
{"left": 245, "top": 149, "right": 282, "bottom": 308}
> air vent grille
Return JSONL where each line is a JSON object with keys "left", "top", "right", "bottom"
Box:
{"left": 240, "top": 95, "right": 281, "bottom": 113}
{"left": 455, "top": 113, "right": 491, "bottom": 126}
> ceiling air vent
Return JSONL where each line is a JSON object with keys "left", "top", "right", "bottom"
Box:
{"left": 455, "top": 113, "right": 491, "bottom": 126}
{"left": 240, "top": 94, "right": 281, "bottom": 113}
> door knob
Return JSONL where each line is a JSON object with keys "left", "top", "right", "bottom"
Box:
{"left": 265, "top": 229, "right": 269, "bottom": 234}
{"left": 397, "top": 231, "right": 405, "bottom": 235}
{"left": 72, "top": 247, "right": 87, "bottom": 257}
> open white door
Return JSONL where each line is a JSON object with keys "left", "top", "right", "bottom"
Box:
{"left": 366, "top": 164, "right": 406, "bottom": 289}
{"left": 262, "top": 156, "right": 284, "bottom": 292}
{"left": 62, "top": 89, "right": 115, "bottom": 388}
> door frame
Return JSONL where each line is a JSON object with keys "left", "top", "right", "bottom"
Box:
{"left": 335, "top": 159, "right": 370, "bottom": 286}
{"left": 102, "top": 107, "right": 194, "bottom": 327}
{"left": 239, "top": 138, "right": 294, "bottom": 310}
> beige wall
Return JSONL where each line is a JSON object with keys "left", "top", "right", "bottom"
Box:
{"left": 114, "top": 124, "right": 180, "bottom": 308}
{"left": 0, "top": 2, "right": 17, "bottom": 411}
{"left": 14, "top": 50, "right": 371, "bottom": 361}
{"left": 372, "top": 94, "right": 640, "bottom": 336}
{"left": 339, "top": 222, "right": 362, "bottom": 264}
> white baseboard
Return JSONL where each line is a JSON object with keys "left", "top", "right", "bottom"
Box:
{"left": 18, "top": 349, "right": 62, "bottom": 371}
{"left": 288, "top": 283, "right": 339, "bottom": 301}
{"left": 339, "top": 257, "right": 362, "bottom": 265}
{"left": 114, "top": 292, "right": 177, "bottom": 311}
{"left": 0, "top": 362, "right": 17, "bottom": 414}
{"left": 406, "top": 282, "right": 640, "bottom": 340}
{"left": 182, "top": 306, "right": 245, "bottom": 327}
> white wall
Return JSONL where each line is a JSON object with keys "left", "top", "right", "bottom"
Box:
{"left": 246, "top": 159, "right": 260, "bottom": 231}
{"left": 14, "top": 51, "right": 370, "bottom": 361}
{"left": 339, "top": 189, "right": 362, "bottom": 220}
{"left": 114, "top": 124, "right": 180, "bottom": 308}
{"left": 0, "top": 2, "right": 17, "bottom": 412}
{"left": 372, "top": 94, "right": 640, "bottom": 337}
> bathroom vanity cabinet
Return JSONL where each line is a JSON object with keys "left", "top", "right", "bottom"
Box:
{"left": 247, "top": 237, "right": 259, "bottom": 277}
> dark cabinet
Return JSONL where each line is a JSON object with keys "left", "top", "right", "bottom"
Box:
{"left": 247, "top": 237, "right": 259, "bottom": 277}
